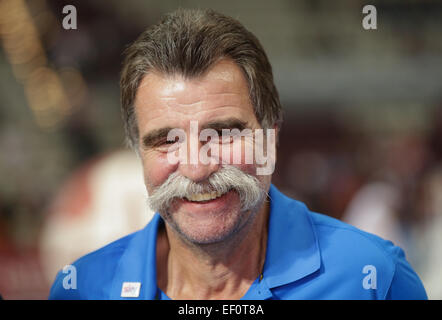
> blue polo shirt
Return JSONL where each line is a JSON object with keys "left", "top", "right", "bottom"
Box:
{"left": 49, "top": 184, "right": 427, "bottom": 300}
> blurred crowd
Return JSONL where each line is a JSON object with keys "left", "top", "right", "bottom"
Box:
{"left": 0, "top": 0, "right": 441, "bottom": 299}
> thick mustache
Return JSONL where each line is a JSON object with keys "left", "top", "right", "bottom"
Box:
{"left": 147, "top": 166, "right": 265, "bottom": 214}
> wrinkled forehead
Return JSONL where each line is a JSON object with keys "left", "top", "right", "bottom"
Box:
{"left": 134, "top": 59, "right": 258, "bottom": 130}
{"left": 136, "top": 59, "right": 250, "bottom": 103}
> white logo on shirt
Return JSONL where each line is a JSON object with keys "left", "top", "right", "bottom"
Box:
{"left": 121, "top": 282, "right": 141, "bottom": 298}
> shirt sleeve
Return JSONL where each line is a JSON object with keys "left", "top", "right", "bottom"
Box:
{"left": 385, "top": 247, "right": 428, "bottom": 300}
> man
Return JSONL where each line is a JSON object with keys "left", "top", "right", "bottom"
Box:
{"left": 49, "top": 9, "right": 427, "bottom": 300}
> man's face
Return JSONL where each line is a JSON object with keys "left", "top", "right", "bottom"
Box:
{"left": 134, "top": 59, "right": 272, "bottom": 244}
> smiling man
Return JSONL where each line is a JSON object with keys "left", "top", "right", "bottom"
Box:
{"left": 136, "top": 59, "right": 272, "bottom": 300}
{"left": 49, "top": 9, "right": 427, "bottom": 300}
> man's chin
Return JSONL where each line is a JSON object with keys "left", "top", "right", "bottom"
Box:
{"left": 170, "top": 221, "right": 244, "bottom": 246}
{"left": 164, "top": 204, "right": 247, "bottom": 246}
{"left": 159, "top": 187, "right": 266, "bottom": 246}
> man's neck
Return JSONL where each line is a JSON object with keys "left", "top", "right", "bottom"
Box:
{"left": 156, "top": 201, "right": 269, "bottom": 300}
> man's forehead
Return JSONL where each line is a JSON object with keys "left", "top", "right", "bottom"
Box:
{"left": 135, "top": 77, "right": 254, "bottom": 126}
{"left": 135, "top": 59, "right": 250, "bottom": 106}
{"left": 135, "top": 86, "right": 252, "bottom": 123}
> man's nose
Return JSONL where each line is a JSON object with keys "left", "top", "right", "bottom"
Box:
{"left": 178, "top": 136, "right": 220, "bottom": 182}
{"left": 178, "top": 161, "right": 220, "bottom": 183}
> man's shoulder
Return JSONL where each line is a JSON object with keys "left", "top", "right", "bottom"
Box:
{"left": 271, "top": 185, "right": 426, "bottom": 299}
{"left": 311, "top": 211, "right": 389, "bottom": 242}
{"left": 279, "top": 192, "right": 400, "bottom": 262}
{"left": 48, "top": 230, "right": 140, "bottom": 300}
{"left": 309, "top": 210, "right": 401, "bottom": 263}
{"left": 74, "top": 230, "right": 137, "bottom": 271}
{"left": 271, "top": 186, "right": 405, "bottom": 274}
{"left": 305, "top": 210, "right": 426, "bottom": 299}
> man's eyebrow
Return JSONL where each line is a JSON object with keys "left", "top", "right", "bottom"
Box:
{"left": 201, "top": 118, "right": 249, "bottom": 132}
{"left": 141, "top": 119, "right": 249, "bottom": 148}
{"left": 142, "top": 127, "right": 175, "bottom": 148}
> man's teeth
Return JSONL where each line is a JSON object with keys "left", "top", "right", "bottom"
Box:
{"left": 186, "top": 191, "right": 224, "bottom": 202}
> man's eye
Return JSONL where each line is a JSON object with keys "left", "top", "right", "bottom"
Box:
{"left": 150, "top": 139, "right": 177, "bottom": 151}
{"left": 162, "top": 136, "right": 180, "bottom": 145}
{"left": 156, "top": 137, "right": 183, "bottom": 151}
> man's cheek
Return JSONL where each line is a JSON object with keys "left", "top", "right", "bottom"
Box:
{"left": 142, "top": 153, "right": 177, "bottom": 190}
{"left": 221, "top": 142, "right": 258, "bottom": 176}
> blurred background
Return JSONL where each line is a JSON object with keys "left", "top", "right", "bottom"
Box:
{"left": 0, "top": 0, "right": 441, "bottom": 299}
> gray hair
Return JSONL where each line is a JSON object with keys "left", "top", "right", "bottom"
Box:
{"left": 120, "top": 8, "right": 283, "bottom": 149}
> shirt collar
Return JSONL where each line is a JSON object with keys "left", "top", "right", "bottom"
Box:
{"left": 110, "top": 213, "right": 160, "bottom": 299}
{"left": 110, "top": 184, "right": 321, "bottom": 299}
{"left": 262, "top": 184, "right": 321, "bottom": 289}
